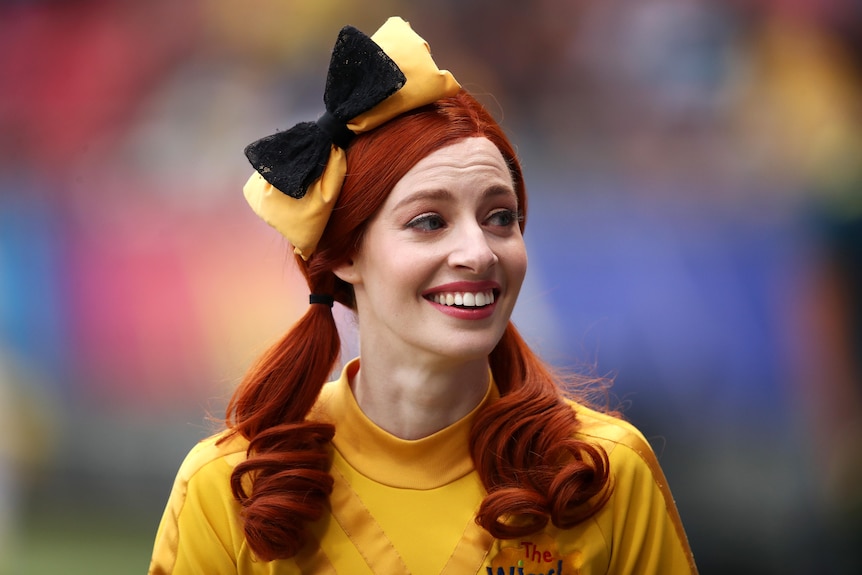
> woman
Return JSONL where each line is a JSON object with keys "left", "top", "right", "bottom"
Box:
{"left": 149, "top": 17, "right": 697, "bottom": 575}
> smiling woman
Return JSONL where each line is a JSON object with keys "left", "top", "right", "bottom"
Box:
{"left": 148, "top": 17, "right": 698, "bottom": 575}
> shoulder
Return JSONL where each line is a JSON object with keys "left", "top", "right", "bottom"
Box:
{"left": 569, "top": 400, "right": 656, "bottom": 464}
{"left": 567, "top": 402, "right": 699, "bottom": 573}
{"left": 149, "top": 431, "right": 252, "bottom": 574}
{"left": 568, "top": 400, "right": 673, "bottom": 495}
{"left": 171, "top": 431, "right": 250, "bottom": 492}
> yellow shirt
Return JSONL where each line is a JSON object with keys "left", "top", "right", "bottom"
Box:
{"left": 149, "top": 360, "right": 697, "bottom": 574}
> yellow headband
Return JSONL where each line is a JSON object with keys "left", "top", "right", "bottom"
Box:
{"left": 243, "top": 17, "right": 460, "bottom": 259}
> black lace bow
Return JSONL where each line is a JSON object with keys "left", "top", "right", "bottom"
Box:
{"left": 244, "top": 25, "right": 407, "bottom": 199}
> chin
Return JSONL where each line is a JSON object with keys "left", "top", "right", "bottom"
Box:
{"left": 429, "top": 337, "right": 502, "bottom": 364}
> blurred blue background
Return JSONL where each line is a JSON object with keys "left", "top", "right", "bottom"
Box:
{"left": 1, "top": 1, "right": 861, "bottom": 573}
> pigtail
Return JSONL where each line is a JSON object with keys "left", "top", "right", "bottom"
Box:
{"left": 472, "top": 323, "right": 612, "bottom": 538}
{"left": 222, "top": 299, "right": 341, "bottom": 561}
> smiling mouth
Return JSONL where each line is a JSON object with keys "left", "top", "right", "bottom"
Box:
{"left": 426, "top": 289, "right": 496, "bottom": 308}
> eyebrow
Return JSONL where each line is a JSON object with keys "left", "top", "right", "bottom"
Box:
{"left": 392, "top": 184, "right": 516, "bottom": 212}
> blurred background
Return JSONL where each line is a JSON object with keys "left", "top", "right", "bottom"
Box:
{"left": 1, "top": 0, "right": 861, "bottom": 573}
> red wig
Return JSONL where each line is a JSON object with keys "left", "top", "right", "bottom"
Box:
{"left": 224, "top": 90, "right": 611, "bottom": 561}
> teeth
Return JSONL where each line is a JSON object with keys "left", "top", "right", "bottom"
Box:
{"left": 432, "top": 290, "right": 495, "bottom": 308}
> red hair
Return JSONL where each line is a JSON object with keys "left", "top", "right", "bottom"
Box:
{"left": 224, "top": 90, "right": 611, "bottom": 561}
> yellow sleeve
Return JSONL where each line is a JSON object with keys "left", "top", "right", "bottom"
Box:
{"left": 148, "top": 436, "right": 245, "bottom": 575}
{"left": 599, "top": 427, "right": 698, "bottom": 574}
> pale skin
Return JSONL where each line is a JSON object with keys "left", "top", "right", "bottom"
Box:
{"left": 334, "top": 137, "right": 528, "bottom": 440}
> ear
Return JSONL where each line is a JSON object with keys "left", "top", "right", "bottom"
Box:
{"left": 332, "top": 258, "right": 361, "bottom": 285}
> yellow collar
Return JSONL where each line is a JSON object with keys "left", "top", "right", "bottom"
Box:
{"left": 312, "top": 358, "right": 497, "bottom": 489}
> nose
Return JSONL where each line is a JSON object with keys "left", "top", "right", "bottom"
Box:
{"left": 447, "top": 221, "right": 498, "bottom": 273}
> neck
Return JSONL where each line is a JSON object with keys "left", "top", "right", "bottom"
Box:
{"left": 351, "top": 356, "right": 491, "bottom": 440}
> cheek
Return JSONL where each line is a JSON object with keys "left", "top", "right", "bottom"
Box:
{"left": 368, "top": 253, "right": 422, "bottom": 297}
{"left": 505, "top": 240, "right": 528, "bottom": 279}
{"left": 513, "top": 255, "right": 528, "bottom": 291}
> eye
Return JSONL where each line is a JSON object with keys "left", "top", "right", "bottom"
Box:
{"left": 486, "top": 208, "right": 521, "bottom": 228}
{"left": 406, "top": 213, "right": 446, "bottom": 232}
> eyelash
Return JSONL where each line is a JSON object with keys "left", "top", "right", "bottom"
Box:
{"left": 405, "top": 209, "right": 521, "bottom": 232}
{"left": 488, "top": 208, "right": 522, "bottom": 227}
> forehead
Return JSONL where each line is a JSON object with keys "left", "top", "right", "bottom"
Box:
{"left": 387, "top": 137, "right": 513, "bottom": 201}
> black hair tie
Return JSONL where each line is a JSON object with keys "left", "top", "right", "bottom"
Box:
{"left": 309, "top": 293, "right": 335, "bottom": 308}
